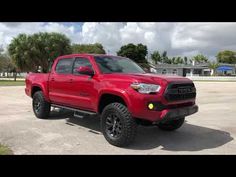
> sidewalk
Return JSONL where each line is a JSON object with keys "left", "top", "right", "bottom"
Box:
{"left": 0, "top": 78, "right": 25, "bottom": 81}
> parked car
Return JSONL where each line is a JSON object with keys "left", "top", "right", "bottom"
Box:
{"left": 25, "top": 54, "right": 198, "bottom": 147}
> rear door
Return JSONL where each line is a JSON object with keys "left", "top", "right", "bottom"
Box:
{"left": 48, "top": 58, "right": 74, "bottom": 105}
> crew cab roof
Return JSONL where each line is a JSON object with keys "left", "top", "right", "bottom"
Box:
{"left": 57, "top": 53, "right": 118, "bottom": 59}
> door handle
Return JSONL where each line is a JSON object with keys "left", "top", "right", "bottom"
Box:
{"left": 69, "top": 79, "right": 73, "bottom": 83}
{"left": 51, "top": 78, "right": 55, "bottom": 81}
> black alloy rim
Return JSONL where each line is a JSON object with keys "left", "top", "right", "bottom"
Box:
{"left": 33, "top": 97, "right": 41, "bottom": 113}
{"left": 105, "top": 113, "right": 122, "bottom": 139}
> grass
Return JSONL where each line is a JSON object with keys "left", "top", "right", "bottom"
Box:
{"left": 0, "top": 80, "right": 25, "bottom": 86}
{"left": 0, "top": 144, "right": 13, "bottom": 155}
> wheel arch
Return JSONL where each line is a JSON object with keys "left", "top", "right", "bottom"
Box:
{"left": 31, "top": 85, "right": 42, "bottom": 97}
{"left": 98, "top": 90, "right": 131, "bottom": 114}
{"left": 31, "top": 84, "right": 50, "bottom": 101}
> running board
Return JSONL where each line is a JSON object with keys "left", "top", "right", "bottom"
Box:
{"left": 74, "top": 112, "right": 84, "bottom": 119}
{"left": 51, "top": 104, "right": 97, "bottom": 116}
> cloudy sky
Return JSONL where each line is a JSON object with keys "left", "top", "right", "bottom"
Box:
{"left": 0, "top": 22, "right": 236, "bottom": 60}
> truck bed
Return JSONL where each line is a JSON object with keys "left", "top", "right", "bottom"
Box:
{"left": 25, "top": 72, "right": 50, "bottom": 98}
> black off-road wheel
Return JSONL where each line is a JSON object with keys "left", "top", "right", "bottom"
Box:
{"left": 32, "top": 91, "right": 51, "bottom": 119}
{"left": 101, "top": 103, "right": 137, "bottom": 147}
{"left": 157, "top": 117, "right": 185, "bottom": 131}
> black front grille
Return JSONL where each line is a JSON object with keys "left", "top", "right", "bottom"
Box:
{"left": 164, "top": 82, "right": 196, "bottom": 102}
{"left": 149, "top": 101, "right": 194, "bottom": 111}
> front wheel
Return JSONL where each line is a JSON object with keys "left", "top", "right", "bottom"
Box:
{"left": 101, "top": 103, "right": 137, "bottom": 147}
{"left": 157, "top": 117, "right": 185, "bottom": 131}
{"left": 32, "top": 91, "right": 51, "bottom": 119}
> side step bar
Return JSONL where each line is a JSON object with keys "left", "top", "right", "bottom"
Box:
{"left": 51, "top": 104, "right": 97, "bottom": 117}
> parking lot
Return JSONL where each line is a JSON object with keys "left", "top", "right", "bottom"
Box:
{"left": 0, "top": 82, "right": 236, "bottom": 154}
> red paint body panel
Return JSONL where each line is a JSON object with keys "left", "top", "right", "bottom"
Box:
{"left": 25, "top": 54, "right": 197, "bottom": 122}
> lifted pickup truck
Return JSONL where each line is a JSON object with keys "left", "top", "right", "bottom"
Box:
{"left": 25, "top": 54, "right": 198, "bottom": 147}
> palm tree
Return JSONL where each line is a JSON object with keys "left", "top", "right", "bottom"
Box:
{"left": 192, "top": 54, "right": 208, "bottom": 64}
{"left": 184, "top": 56, "right": 188, "bottom": 65}
{"left": 151, "top": 51, "right": 161, "bottom": 65}
{"left": 208, "top": 61, "right": 219, "bottom": 76}
{"left": 8, "top": 32, "right": 72, "bottom": 73}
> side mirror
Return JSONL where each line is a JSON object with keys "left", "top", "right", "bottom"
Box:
{"left": 75, "top": 66, "right": 94, "bottom": 76}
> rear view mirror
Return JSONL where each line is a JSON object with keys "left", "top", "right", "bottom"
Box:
{"left": 75, "top": 66, "right": 94, "bottom": 76}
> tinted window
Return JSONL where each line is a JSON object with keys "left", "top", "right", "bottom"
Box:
{"left": 73, "top": 57, "right": 93, "bottom": 74}
{"left": 55, "top": 58, "right": 73, "bottom": 74}
{"left": 94, "top": 56, "right": 145, "bottom": 74}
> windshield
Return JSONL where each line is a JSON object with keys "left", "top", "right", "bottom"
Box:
{"left": 94, "top": 56, "right": 145, "bottom": 74}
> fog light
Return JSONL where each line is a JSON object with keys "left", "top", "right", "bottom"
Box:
{"left": 148, "top": 103, "right": 154, "bottom": 110}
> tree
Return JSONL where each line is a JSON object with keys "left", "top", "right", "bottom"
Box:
{"left": 117, "top": 43, "right": 148, "bottom": 64}
{"left": 151, "top": 51, "right": 161, "bottom": 64}
{"left": 136, "top": 44, "right": 147, "bottom": 61}
{"left": 72, "top": 43, "right": 106, "bottom": 54}
{"left": 216, "top": 50, "right": 236, "bottom": 64}
{"left": 208, "top": 61, "right": 219, "bottom": 76}
{"left": 161, "top": 51, "right": 172, "bottom": 64}
{"left": 189, "top": 59, "right": 193, "bottom": 64}
{"left": 164, "top": 58, "right": 172, "bottom": 64}
{"left": 184, "top": 56, "right": 188, "bottom": 65}
{"left": 0, "top": 46, "right": 3, "bottom": 54}
{"left": 192, "top": 54, "right": 208, "bottom": 64}
{"left": 176, "top": 57, "right": 184, "bottom": 64}
{"left": 0, "top": 54, "right": 5, "bottom": 73}
{"left": 170, "top": 56, "right": 184, "bottom": 64}
{"left": 160, "top": 51, "right": 171, "bottom": 64}
{"left": 8, "top": 32, "right": 72, "bottom": 73}
{"left": 171, "top": 57, "right": 176, "bottom": 64}
{"left": 161, "top": 51, "right": 167, "bottom": 63}
{"left": 0, "top": 53, "right": 17, "bottom": 80}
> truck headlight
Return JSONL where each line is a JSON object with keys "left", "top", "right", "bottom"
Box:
{"left": 130, "top": 83, "right": 161, "bottom": 94}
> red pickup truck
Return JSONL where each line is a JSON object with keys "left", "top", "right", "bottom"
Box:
{"left": 25, "top": 54, "right": 198, "bottom": 147}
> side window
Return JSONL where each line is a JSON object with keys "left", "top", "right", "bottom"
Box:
{"left": 55, "top": 58, "right": 73, "bottom": 74}
{"left": 73, "top": 57, "right": 94, "bottom": 75}
{"left": 172, "top": 69, "right": 178, "bottom": 75}
{"left": 162, "top": 69, "right": 167, "bottom": 75}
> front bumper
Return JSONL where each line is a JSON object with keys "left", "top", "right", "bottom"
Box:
{"left": 159, "top": 105, "right": 198, "bottom": 123}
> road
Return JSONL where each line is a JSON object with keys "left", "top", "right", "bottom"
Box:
{"left": 0, "top": 82, "right": 235, "bottom": 154}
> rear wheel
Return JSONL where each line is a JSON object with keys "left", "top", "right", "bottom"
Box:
{"left": 157, "top": 117, "right": 185, "bottom": 131}
{"left": 101, "top": 103, "right": 137, "bottom": 147}
{"left": 32, "top": 91, "right": 51, "bottom": 119}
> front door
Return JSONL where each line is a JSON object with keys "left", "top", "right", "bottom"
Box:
{"left": 68, "top": 57, "right": 97, "bottom": 111}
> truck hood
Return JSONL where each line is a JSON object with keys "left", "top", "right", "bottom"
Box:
{"left": 101, "top": 73, "right": 192, "bottom": 84}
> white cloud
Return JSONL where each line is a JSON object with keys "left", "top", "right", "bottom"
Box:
{"left": 171, "top": 22, "right": 236, "bottom": 58}
{"left": 77, "top": 22, "right": 123, "bottom": 53}
{"left": 182, "top": 50, "right": 200, "bottom": 57}
{"left": 0, "top": 22, "right": 236, "bottom": 60}
{"left": 0, "top": 22, "right": 80, "bottom": 49}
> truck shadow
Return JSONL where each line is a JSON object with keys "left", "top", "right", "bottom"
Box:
{"left": 49, "top": 110, "right": 74, "bottom": 120}
{"left": 50, "top": 110, "right": 101, "bottom": 132}
{"left": 129, "top": 122, "right": 233, "bottom": 151}
{"left": 50, "top": 111, "right": 233, "bottom": 151}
